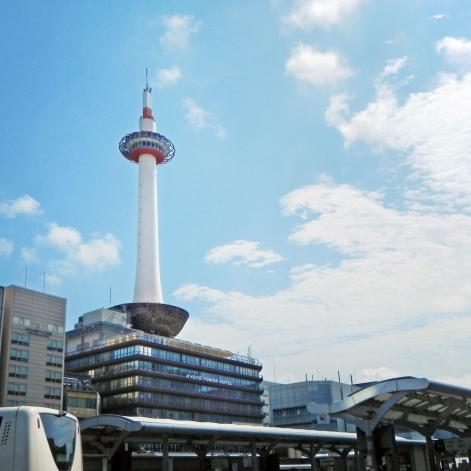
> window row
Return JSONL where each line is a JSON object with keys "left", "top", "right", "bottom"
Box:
{"left": 8, "top": 383, "right": 62, "bottom": 400}
{"left": 67, "top": 346, "right": 260, "bottom": 378}
{"left": 95, "top": 374, "right": 262, "bottom": 403}
{"left": 67, "top": 396, "right": 98, "bottom": 410}
{"left": 81, "top": 359, "right": 261, "bottom": 390}
{"left": 47, "top": 339, "right": 64, "bottom": 351}
{"left": 44, "top": 387, "right": 61, "bottom": 399}
{"left": 9, "top": 349, "right": 63, "bottom": 367}
{"left": 9, "top": 365, "right": 28, "bottom": 378}
{"left": 7, "top": 382, "right": 26, "bottom": 396}
{"left": 11, "top": 338, "right": 64, "bottom": 352}
{"left": 11, "top": 332, "right": 30, "bottom": 346}
{"left": 102, "top": 391, "right": 263, "bottom": 416}
{"left": 10, "top": 336, "right": 63, "bottom": 351}
{"left": 273, "top": 406, "right": 308, "bottom": 417}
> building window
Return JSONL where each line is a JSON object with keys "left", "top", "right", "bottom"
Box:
{"left": 45, "top": 370, "right": 62, "bottom": 383}
{"left": 8, "top": 382, "right": 27, "bottom": 396}
{"left": 11, "top": 332, "right": 30, "bottom": 346}
{"left": 67, "top": 396, "right": 97, "bottom": 409}
{"left": 10, "top": 348, "right": 29, "bottom": 362}
{"left": 47, "top": 339, "right": 64, "bottom": 352}
{"left": 47, "top": 324, "right": 64, "bottom": 334}
{"left": 12, "top": 316, "right": 31, "bottom": 327}
{"left": 6, "top": 399, "right": 26, "bottom": 407}
{"left": 46, "top": 354, "right": 63, "bottom": 367}
{"left": 9, "top": 365, "right": 28, "bottom": 379}
{"left": 43, "top": 403, "right": 60, "bottom": 410}
{"left": 44, "top": 387, "right": 61, "bottom": 400}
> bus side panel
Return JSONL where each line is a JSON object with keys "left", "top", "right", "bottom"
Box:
{"left": 0, "top": 409, "right": 17, "bottom": 471}
{"left": 13, "top": 408, "right": 40, "bottom": 471}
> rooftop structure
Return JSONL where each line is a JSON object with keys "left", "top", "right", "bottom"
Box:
{"left": 118, "top": 79, "right": 188, "bottom": 337}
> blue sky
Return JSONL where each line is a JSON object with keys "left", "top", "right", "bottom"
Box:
{"left": 2, "top": 0, "right": 471, "bottom": 386}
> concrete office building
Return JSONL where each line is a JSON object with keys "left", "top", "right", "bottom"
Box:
{"left": 65, "top": 308, "right": 264, "bottom": 423}
{"left": 266, "top": 380, "right": 359, "bottom": 432}
{"left": 0, "top": 285, "right": 66, "bottom": 409}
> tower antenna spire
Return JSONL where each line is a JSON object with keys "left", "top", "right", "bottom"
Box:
{"left": 145, "top": 67, "right": 151, "bottom": 92}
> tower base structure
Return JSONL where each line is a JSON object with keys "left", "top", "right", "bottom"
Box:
{"left": 112, "top": 302, "right": 189, "bottom": 338}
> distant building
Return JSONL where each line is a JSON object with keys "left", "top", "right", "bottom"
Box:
{"left": 63, "top": 371, "right": 101, "bottom": 419}
{"left": 265, "top": 380, "right": 359, "bottom": 432}
{"left": 65, "top": 308, "right": 265, "bottom": 424}
{"left": 0, "top": 285, "right": 66, "bottom": 409}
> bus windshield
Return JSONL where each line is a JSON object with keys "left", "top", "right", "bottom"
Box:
{"left": 39, "top": 413, "right": 76, "bottom": 471}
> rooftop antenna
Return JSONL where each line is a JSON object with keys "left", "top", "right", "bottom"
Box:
{"left": 43, "top": 272, "right": 46, "bottom": 292}
{"left": 24, "top": 266, "right": 28, "bottom": 288}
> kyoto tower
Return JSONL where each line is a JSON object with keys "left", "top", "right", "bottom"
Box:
{"left": 115, "top": 79, "right": 188, "bottom": 337}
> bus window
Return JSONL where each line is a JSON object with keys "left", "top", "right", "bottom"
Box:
{"left": 39, "top": 413, "right": 76, "bottom": 471}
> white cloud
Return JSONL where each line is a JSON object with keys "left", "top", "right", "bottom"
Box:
{"left": 21, "top": 247, "right": 38, "bottom": 264}
{"left": 285, "top": 44, "right": 353, "bottom": 87}
{"left": 175, "top": 180, "right": 471, "bottom": 385}
{"left": 436, "top": 36, "right": 471, "bottom": 69}
{"left": 285, "top": 0, "right": 367, "bottom": 29}
{"left": 355, "top": 367, "right": 402, "bottom": 383}
{"left": 205, "top": 240, "right": 283, "bottom": 268}
{"left": 429, "top": 14, "right": 448, "bottom": 21}
{"left": 0, "top": 194, "right": 42, "bottom": 218}
{"left": 156, "top": 67, "right": 182, "bottom": 88}
{"left": 35, "top": 223, "right": 121, "bottom": 276}
{"left": 183, "top": 99, "right": 227, "bottom": 139}
{"left": 0, "top": 238, "right": 13, "bottom": 257}
{"left": 160, "top": 15, "right": 201, "bottom": 48}
{"left": 379, "top": 56, "right": 408, "bottom": 79}
{"left": 325, "top": 71, "right": 471, "bottom": 209}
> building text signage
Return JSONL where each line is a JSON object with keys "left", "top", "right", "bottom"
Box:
{"left": 186, "top": 374, "right": 232, "bottom": 386}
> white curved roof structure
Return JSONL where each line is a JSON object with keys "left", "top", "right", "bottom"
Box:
{"left": 307, "top": 376, "right": 471, "bottom": 437}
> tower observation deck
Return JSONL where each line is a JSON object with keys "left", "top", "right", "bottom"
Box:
{"left": 115, "top": 84, "right": 188, "bottom": 337}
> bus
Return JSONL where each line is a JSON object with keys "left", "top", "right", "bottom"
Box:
{"left": 0, "top": 406, "right": 82, "bottom": 471}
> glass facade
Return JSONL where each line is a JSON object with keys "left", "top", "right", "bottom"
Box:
{"left": 267, "top": 380, "right": 358, "bottom": 432}
{"left": 66, "top": 323, "right": 264, "bottom": 424}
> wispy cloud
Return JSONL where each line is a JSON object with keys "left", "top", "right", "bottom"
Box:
{"left": 429, "top": 14, "right": 448, "bottom": 21}
{"left": 21, "top": 247, "right": 38, "bottom": 264}
{"left": 285, "top": 0, "right": 367, "bottom": 29}
{"left": 160, "top": 15, "right": 202, "bottom": 49}
{"left": 156, "top": 67, "right": 182, "bottom": 88}
{"left": 378, "top": 56, "right": 408, "bottom": 79}
{"left": 325, "top": 64, "right": 471, "bottom": 209}
{"left": 0, "top": 238, "right": 13, "bottom": 257}
{"left": 35, "top": 223, "right": 121, "bottom": 278}
{"left": 285, "top": 44, "right": 353, "bottom": 87}
{"left": 436, "top": 36, "right": 471, "bottom": 70}
{"left": 205, "top": 240, "right": 283, "bottom": 268}
{"left": 0, "top": 194, "right": 42, "bottom": 218}
{"left": 183, "top": 99, "right": 227, "bottom": 139}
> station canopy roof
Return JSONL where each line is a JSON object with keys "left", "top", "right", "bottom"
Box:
{"left": 80, "top": 414, "right": 427, "bottom": 461}
{"left": 80, "top": 415, "right": 358, "bottom": 457}
{"left": 307, "top": 377, "right": 471, "bottom": 437}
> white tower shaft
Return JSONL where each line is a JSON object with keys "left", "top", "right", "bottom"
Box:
{"left": 133, "top": 89, "right": 163, "bottom": 303}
